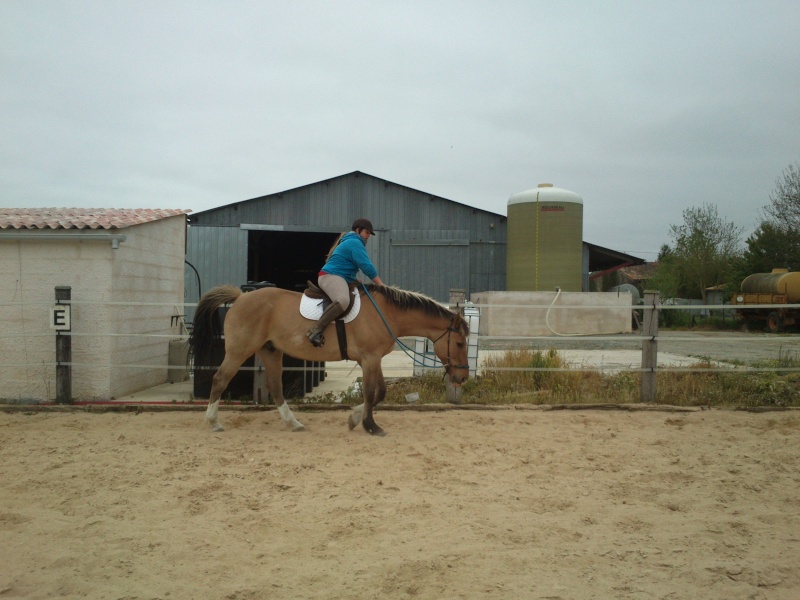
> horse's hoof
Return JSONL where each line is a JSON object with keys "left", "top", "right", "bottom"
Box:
{"left": 348, "top": 414, "right": 360, "bottom": 430}
{"left": 291, "top": 424, "right": 306, "bottom": 432}
{"left": 211, "top": 424, "right": 225, "bottom": 433}
{"left": 364, "top": 424, "right": 386, "bottom": 437}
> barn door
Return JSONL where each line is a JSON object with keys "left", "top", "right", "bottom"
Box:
{"left": 387, "top": 230, "right": 470, "bottom": 302}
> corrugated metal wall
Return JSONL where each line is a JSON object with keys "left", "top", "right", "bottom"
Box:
{"left": 186, "top": 171, "right": 506, "bottom": 302}
{"left": 389, "top": 229, "right": 470, "bottom": 297}
{"left": 184, "top": 226, "right": 247, "bottom": 321}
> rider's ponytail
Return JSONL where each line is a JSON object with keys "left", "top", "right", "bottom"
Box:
{"left": 325, "top": 233, "right": 345, "bottom": 261}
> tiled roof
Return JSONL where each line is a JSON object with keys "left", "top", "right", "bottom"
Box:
{"left": 619, "top": 262, "right": 659, "bottom": 281}
{"left": 0, "top": 208, "right": 191, "bottom": 230}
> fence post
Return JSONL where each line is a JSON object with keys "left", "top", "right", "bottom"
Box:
{"left": 252, "top": 354, "right": 267, "bottom": 405}
{"left": 55, "top": 286, "right": 72, "bottom": 404}
{"left": 445, "top": 289, "right": 466, "bottom": 404}
{"left": 640, "top": 290, "right": 659, "bottom": 403}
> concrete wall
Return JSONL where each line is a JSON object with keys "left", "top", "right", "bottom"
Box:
{"left": 0, "top": 217, "right": 186, "bottom": 401}
{"left": 471, "top": 291, "right": 633, "bottom": 337}
{"left": 108, "top": 217, "right": 187, "bottom": 397}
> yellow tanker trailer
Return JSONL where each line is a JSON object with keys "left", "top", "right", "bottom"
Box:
{"left": 732, "top": 268, "right": 800, "bottom": 332}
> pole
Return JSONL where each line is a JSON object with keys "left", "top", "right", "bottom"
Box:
{"left": 446, "top": 289, "right": 465, "bottom": 404}
{"left": 640, "top": 290, "right": 659, "bottom": 403}
{"left": 55, "top": 286, "right": 72, "bottom": 404}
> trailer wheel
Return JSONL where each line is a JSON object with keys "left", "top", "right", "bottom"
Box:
{"left": 766, "top": 311, "right": 783, "bottom": 333}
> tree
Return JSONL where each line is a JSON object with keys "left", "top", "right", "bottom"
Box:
{"left": 667, "top": 204, "right": 743, "bottom": 301}
{"left": 762, "top": 162, "right": 800, "bottom": 231}
{"left": 645, "top": 244, "right": 685, "bottom": 299}
{"left": 735, "top": 221, "right": 800, "bottom": 278}
{"left": 739, "top": 162, "right": 800, "bottom": 280}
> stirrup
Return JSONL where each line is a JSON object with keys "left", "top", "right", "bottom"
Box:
{"left": 308, "top": 330, "right": 325, "bottom": 347}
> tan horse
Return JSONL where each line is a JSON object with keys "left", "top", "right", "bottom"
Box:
{"left": 188, "top": 283, "right": 470, "bottom": 436}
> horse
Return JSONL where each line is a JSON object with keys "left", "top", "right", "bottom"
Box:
{"left": 187, "top": 283, "right": 470, "bottom": 436}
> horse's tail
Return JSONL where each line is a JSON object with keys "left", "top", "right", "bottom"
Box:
{"left": 188, "top": 285, "right": 242, "bottom": 367}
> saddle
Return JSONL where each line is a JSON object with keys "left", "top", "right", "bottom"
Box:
{"left": 302, "top": 281, "right": 361, "bottom": 360}
{"left": 303, "top": 280, "right": 359, "bottom": 318}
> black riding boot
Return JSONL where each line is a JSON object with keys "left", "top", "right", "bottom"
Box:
{"left": 307, "top": 301, "right": 344, "bottom": 347}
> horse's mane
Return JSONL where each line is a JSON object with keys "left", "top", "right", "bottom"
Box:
{"left": 361, "top": 284, "right": 470, "bottom": 335}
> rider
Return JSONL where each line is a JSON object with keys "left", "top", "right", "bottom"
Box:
{"left": 307, "top": 218, "right": 385, "bottom": 347}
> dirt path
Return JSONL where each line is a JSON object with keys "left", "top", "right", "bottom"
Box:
{"left": 2, "top": 408, "right": 799, "bottom": 599}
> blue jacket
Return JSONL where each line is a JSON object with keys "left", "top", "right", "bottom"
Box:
{"left": 321, "top": 231, "right": 379, "bottom": 282}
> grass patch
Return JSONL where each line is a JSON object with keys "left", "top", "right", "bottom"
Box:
{"left": 379, "top": 348, "right": 800, "bottom": 408}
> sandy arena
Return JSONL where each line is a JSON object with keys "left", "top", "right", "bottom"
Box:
{"left": 1, "top": 407, "right": 799, "bottom": 599}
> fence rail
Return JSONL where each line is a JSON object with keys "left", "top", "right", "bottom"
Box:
{"left": 2, "top": 293, "right": 799, "bottom": 404}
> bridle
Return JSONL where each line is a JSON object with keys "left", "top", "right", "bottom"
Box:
{"left": 432, "top": 315, "right": 470, "bottom": 373}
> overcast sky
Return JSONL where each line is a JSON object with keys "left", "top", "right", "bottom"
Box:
{"left": 2, "top": 1, "right": 798, "bottom": 260}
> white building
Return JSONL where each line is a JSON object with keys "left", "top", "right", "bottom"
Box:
{"left": 0, "top": 208, "right": 190, "bottom": 402}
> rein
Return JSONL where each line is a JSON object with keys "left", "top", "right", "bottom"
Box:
{"left": 361, "top": 284, "right": 469, "bottom": 372}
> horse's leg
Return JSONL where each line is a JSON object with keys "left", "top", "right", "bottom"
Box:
{"left": 257, "top": 347, "right": 305, "bottom": 432}
{"left": 346, "top": 396, "right": 387, "bottom": 432}
{"left": 348, "top": 403, "right": 364, "bottom": 430}
{"left": 204, "top": 352, "right": 249, "bottom": 432}
{"left": 360, "top": 360, "right": 387, "bottom": 436}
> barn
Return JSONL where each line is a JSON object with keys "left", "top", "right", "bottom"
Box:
{"left": 0, "top": 208, "right": 190, "bottom": 402}
{"left": 184, "top": 171, "right": 507, "bottom": 307}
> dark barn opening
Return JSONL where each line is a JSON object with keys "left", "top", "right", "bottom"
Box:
{"left": 247, "top": 230, "right": 340, "bottom": 291}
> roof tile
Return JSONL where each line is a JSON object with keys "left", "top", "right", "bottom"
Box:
{"left": 0, "top": 208, "right": 191, "bottom": 230}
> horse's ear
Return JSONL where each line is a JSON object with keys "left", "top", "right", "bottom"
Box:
{"left": 451, "top": 311, "right": 466, "bottom": 333}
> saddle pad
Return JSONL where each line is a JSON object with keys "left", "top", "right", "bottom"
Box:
{"left": 299, "top": 289, "right": 361, "bottom": 323}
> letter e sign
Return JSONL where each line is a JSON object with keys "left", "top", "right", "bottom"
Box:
{"left": 50, "top": 305, "right": 71, "bottom": 331}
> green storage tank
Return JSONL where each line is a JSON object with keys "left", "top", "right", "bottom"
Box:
{"left": 506, "top": 183, "right": 583, "bottom": 291}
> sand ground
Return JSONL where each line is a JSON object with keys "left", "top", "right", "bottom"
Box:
{"left": 1, "top": 407, "right": 799, "bottom": 600}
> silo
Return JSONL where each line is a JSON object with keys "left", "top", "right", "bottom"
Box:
{"left": 506, "top": 183, "right": 583, "bottom": 291}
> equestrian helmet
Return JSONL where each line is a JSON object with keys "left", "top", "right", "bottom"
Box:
{"left": 352, "top": 218, "right": 376, "bottom": 235}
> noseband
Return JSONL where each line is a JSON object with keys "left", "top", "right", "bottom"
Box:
{"left": 433, "top": 315, "right": 470, "bottom": 372}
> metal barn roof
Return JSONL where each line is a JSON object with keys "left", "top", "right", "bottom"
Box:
{"left": 585, "top": 242, "right": 646, "bottom": 275}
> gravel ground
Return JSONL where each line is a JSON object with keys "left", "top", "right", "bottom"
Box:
{"left": 481, "top": 330, "right": 800, "bottom": 366}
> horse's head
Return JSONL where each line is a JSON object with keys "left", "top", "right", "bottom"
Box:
{"left": 365, "top": 284, "right": 471, "bottom": 386}
{"left": 432, "top": 312, "right": 470, "bottom": 386}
